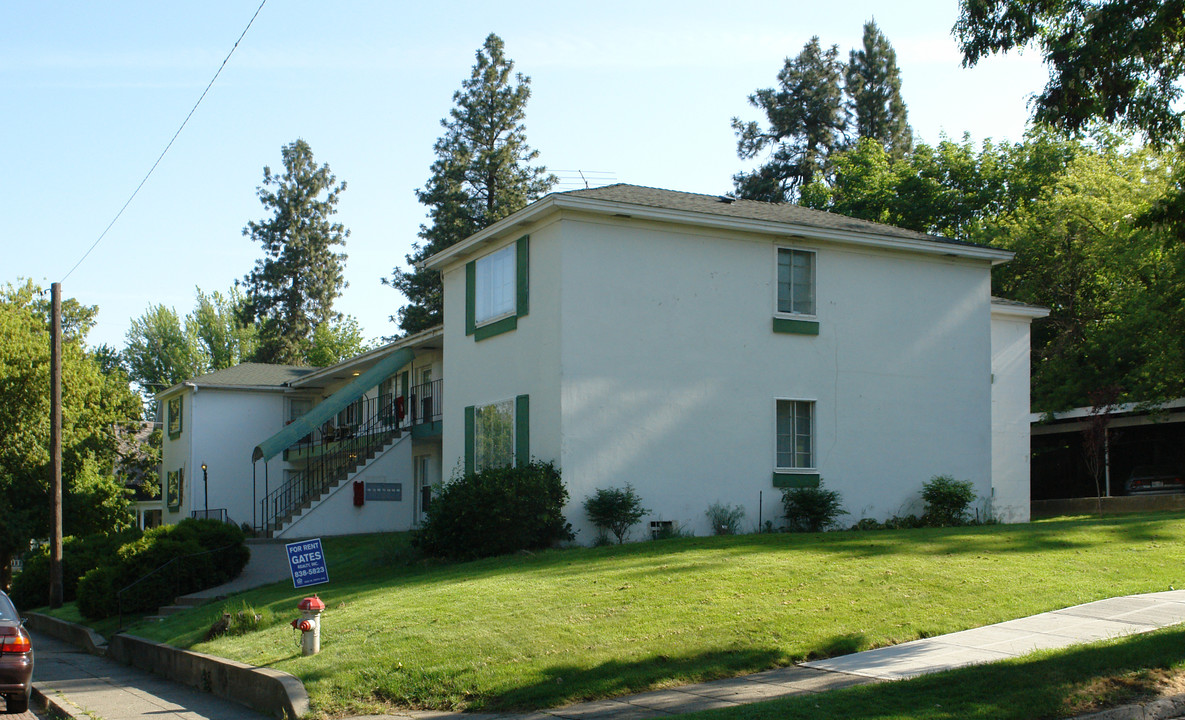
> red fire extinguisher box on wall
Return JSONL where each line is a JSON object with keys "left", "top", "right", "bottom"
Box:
{"left": 353, "top": 481, "right": 364, "bottom": 507}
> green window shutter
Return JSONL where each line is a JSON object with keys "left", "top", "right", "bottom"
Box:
{"left": 464, "top": 405, "right": 475, "bottom": 475}
{"left": 465, "top": 260, "right": 476, "bottom": 336}
{"left": 516, "top": 235, "right": 529, "bottom": 318}
{"left": 515, "top": 395, "right": 530, "bottom": 466}
{"left": 400, "top": 371, "right": 409, "bottom": 398}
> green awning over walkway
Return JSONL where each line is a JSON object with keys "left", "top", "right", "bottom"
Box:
{"left": 251, "top": 347, "right": 414, "bottom": 462}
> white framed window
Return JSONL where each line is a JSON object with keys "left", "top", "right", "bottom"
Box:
{"left": 414, "top": 455, "right": 432, "bottom": 520}
{"left": 474, "top": 398, "right": 515, "bottom": 471}
{"left": 775, "top": 399, "right": 815, "bottom": 470}
{"left": 776, "top": 248, "right": 815, "bottom": 316}
{"left": 474, "top": 244, "right": 516, "bottom": 324}
{"left": 287, "top": 397, "right": 315, "bottom": 423}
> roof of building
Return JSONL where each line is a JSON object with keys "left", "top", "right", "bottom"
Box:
{"left": 991, "top": 296, "right": 1051, "bottom": 318}
{"left": 562, "top": 184, "right": 984, "bottom": 249}
{"left": 423, "top": 183, "right": 1012, "bottom": 270}
{"left": 157, "top": 363, "right": 320, "bottom": 398}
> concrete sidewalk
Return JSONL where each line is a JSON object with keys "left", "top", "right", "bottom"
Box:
{"left": 804, "top": 589, "right": 1185, "bottom": 681}
{"left": 31, "top": 631, "right": 268, "bottom": 720}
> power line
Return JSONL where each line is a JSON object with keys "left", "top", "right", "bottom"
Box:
{"left": 61, "top": 0, "right": 268, "bottom": 283}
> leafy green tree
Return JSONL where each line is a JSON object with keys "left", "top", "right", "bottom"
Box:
{"left": 0, "top": 281, "right": 141, "bottom": 586}
{"left": 305, "top": 315, "right": 371, "bottom": 367}
{"left": 801, "top": 129, "right": 1079, "bottom": 241}
{"left": 191, "top": 286, "right": 256, "bottom": 371}
{"left": 990, "top": 144, "right": 1180, "bottom": 409}
{"left": 956, "top": 0, "right": 1185, "bottom": 145}
{"left": 388, "top": 33, "right": 556, "bottom": 336}
{"left": 846, "top": 20, "right": 912, "bottom": 158}
{"left": 241, "top": 138, "right": 349, "bottom": 364}
{"left": 733, "top": 37, "right": 847, "bottom": 202}
{"left": 123, "top": 303, "right": 205, "bottom": 399}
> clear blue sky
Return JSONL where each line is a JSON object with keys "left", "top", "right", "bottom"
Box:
{"left": 3, "top": 1, "right": 1048, "bottom": 351}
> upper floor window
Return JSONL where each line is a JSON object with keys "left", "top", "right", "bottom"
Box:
{"left": 167, "top": 396, "right": 183, "bottom": 438}
{"left": 777, "top": 248, "right": 815, "bottom": 316}
{"left": 475, "top": 244, "right": 516, "bottom": 324}
{"left": 465, "top": 236, "right": 530, "bottom": 341}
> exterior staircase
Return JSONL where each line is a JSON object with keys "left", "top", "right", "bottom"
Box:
{"left": 261, "top": 427, "right": 404, "bottom": 538}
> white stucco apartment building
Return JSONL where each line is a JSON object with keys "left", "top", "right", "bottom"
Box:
{"left": 156, "top": 184, "right": 1043, "bottom": 540}
{"left": 156, "top": 329, "right": 444, "bottom": 538}
{"left": 424, "top": 185, "right": 1042, "bottom": 539}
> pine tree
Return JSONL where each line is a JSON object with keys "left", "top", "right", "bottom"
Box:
{"left": 732, "top": 37, "right": 847, "bottom": 202}
{"left": 846, "top": 20, "right": 912, "bottom": 158}
{"left": 241, "top": 139, "right": 349, "bottom": 364}
{"left": 388, "top": 33, "right": 555, "bottom": 336}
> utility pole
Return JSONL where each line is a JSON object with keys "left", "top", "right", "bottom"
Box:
{"left": 49, "top": 283, "right": 63, "bottom": 608}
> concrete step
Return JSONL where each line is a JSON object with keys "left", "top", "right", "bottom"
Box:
{"left": 156, "top": 605, "right": 190, "bottom": 616}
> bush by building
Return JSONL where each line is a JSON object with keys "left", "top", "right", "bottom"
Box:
{"left": 75, "top": 519, "right": 249, "bottom": 619}
{"left": 413, "top": 461, "right": 573, "bottom": 561}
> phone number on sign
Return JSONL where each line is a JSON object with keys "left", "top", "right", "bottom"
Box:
{"left": 293, "top": 568, "right": 325, "bottom": 579}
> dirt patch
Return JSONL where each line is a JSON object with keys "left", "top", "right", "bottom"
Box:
{"left": 1065, "top": 668, "right": 1181, "bottom": 716}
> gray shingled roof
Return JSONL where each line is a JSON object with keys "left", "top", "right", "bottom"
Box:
{"left": 560, "top": 184, "right": 986, "bottom": 249}
{"left": 186, "top": 363, "right": 320, "bottom": 388}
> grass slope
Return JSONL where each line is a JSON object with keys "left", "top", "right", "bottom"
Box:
{"left": 128, "top": 513, "right": 1185, "bottom": 717}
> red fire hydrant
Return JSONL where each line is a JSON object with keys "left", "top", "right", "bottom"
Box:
{"left": 291, "top": 595, "right": 325, "bottom": 655}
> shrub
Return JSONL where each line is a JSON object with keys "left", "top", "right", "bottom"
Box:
{"left": 75, "top": 518, "right": 249, "bottom": 619}
{"left": 782, "top": 482, "right": 847, "bottom": 532}
{"left": 413, "top": 461, "right": 573, "bottom": 561}
{"left": 584, "top": 484, "right": 649, "bottom": 544}
{"left": 10, "top": 527, "right": 142, "bottom": 610}
{"left": 651, "top": 521, "right": 692, "bottom": 540}
{"left": 884, "top": 513, "right": 926, "bottom": 530}
{"left": 76, "top": 565, "right": 119, "bottom": 619}
{"left": 705, "top": 502, "right": 746, "bottom": 535}
{"left": 922, "top": 475, "right": 976, "bottom": 527}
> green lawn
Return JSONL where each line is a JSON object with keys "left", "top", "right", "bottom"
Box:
{"left": 121, "top": 513, "right": 1185, "bottom": 717}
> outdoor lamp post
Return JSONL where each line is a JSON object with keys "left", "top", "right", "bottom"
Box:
{"left": 201, "top": 463, "right": 208, "bottom": 518}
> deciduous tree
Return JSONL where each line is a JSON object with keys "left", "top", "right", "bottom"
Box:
{"left": 123, "top": 303, "right": 205, "bottom": 399}
{"left": 955, "top": 0, "right": 1185, "bottom": 146}
{"left": 388, "top": 33, "right": 556, "bottom": 336}
{"left": 0, "top": 281, "right": 141, "bottom": 586}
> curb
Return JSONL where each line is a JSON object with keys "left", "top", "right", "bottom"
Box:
{"left": 32, "top": 685, "right": 81, "bottom": 720}
{"left": 26, "top": 612, "right": 309, "bottom": 720}
{"left": 24, "top": 612, "right": 107, "bottom": 656}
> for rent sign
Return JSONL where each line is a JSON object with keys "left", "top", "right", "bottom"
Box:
{"left": 286, "top": 538, "right": 329, "bottom": 589}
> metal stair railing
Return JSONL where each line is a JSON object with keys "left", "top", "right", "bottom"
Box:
{"left": 259, "top": 393, "right": 403, "bottom": 534}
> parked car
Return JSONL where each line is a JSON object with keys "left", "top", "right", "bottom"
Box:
{"left": 1125, "top": 464, "right": 1185, "bottom": 495}
{"left": 0, "top": 591, "right": 31, "bottom": 714}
